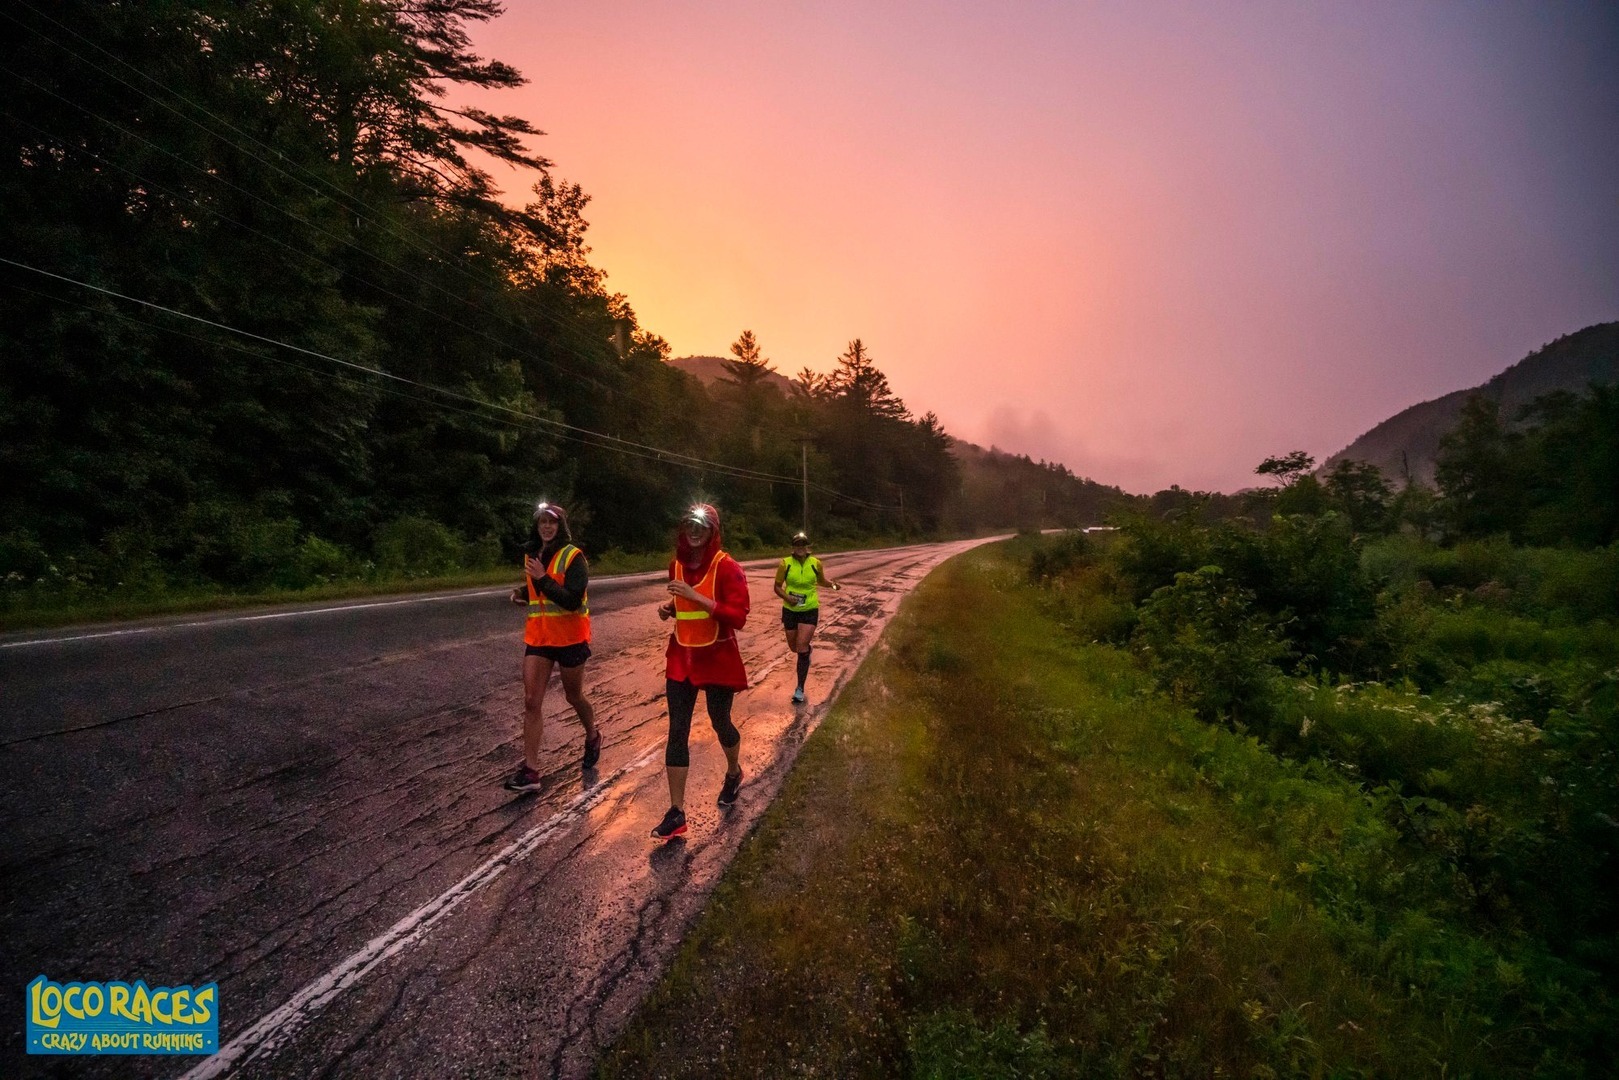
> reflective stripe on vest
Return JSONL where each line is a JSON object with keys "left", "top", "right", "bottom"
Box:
{"left": 525, "top": 545, "right": 591, "bottom": 647}
{"left": 673, "top": 553, "right": 728, "bottom": 648}
{"left": 781, "top": 555, "right": 821, "bottom": 612}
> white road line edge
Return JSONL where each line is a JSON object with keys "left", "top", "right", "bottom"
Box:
{"left": 1, "top": 556, "right": 793, "bottom": 650}
{"left": 1, "top": 591, "right": 516, "bottom": 650}
{"left": 179, "top": 745, "right": 660, "bottom": 1080}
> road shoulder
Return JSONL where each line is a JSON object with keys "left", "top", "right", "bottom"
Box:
{"left": 596, "top": 539, "right": 1434, "bottom": 1078}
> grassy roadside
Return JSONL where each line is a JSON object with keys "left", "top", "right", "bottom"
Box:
{"left": 597, "top": 539, "right": 1514, "bottom": 1078}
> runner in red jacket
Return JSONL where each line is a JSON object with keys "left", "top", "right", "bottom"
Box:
{"left": 651, "top": 503, "right": 750, "bottom": 840}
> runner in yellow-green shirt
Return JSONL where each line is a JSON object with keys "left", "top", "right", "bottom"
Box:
{"left": 773, "top": 531, "right": 840, "bottom": 704}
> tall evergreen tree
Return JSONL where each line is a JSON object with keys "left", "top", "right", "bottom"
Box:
{"left": 722, "top": 330, "right": 775, "bottom": 390}
{"left": 1435, "top": 395, "right": 1520, "bottom": 538}
{"left": 826, "top": 339, "right": 909, "bottom": 420}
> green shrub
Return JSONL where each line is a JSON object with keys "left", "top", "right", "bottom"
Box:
{"left": 1113, "top": 515, "right": 1381, "bottom": 676}
{"left": 715, "top": 509, "right": 764, "bottom": 553}
{"left": 1363, "top": 536, "right": 1619, "bottom": 624}
{"left": 285, "top": 535, "right": 354, "bottom": 588}
{"left": 0, "top": 528, "right": 52, "bottom": 583}
{"left": 1111, "top": 513, "right": 1212, "bottom": 602}
{"left": 461, "top": 532, "right": 504, "bottom": 571}
{"left": 1132, "top": 566, "right": 1290, "bottom": 727}
{"left": 1066, "top": 582, "right": 1137, "bottom": 644}
{"left": 171, "top": 503, "right": 302, "bottom": 589}
{"left": 371, "top": 514, "right": 463, "bottom": 578}
{"left": 1423, "top": 608, "right": 1618, "bottom": 668}
{"left": 1026, "top": 530, "right": 1092, "bottom": 583}
{"left": 1506, "top": 543, "right": 1619, "bottom": 622}
{"left": 0, "top": 529, "right": 103, "bottom": 610}
{"left": 1246, "top": 513, "right": 1381, "bottom": 673}
{"left": 1272, "top": 668, "right": 1619, "bottom": 957}
{"left": 1028, "top": 518, "right": 1619, "bottom": 1070}
{"left": 1025, "top": 531, "right": 1136, "bottom": 643}
{"left": 1360, "top": 533, "right": 1429, "bottom": 592}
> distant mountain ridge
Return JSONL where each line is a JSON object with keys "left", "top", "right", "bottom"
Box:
{"left": 668, "top": 355, "right": 798, "bottom": 396}
{"left": 1323, "top": 322, "right": 1618, "bottom": 485}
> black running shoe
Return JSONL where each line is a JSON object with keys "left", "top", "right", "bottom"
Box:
{"left": 503, "top": 764, "right": 543, "bottom": 793}
{"left": 581, "top": 730, "right": 602, "bottom": 769}
{"left": 717, "top": 768, "right": 743, "bottom": 807}
{"left": 651, "top": 806, "right": 687, "bottom": 840}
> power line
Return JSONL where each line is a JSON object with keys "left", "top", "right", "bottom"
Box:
{"left": 0, "top": 61, "right": 615, "bottom": 397}
{"left": 2, "top": 255, "right": 897, "bottom": 509}
{"left": 8, "top": 0, "right": 536, "bottom": 264}
{"left": 0, "top": 106, "right": 615, "bottom": 402}
{"left": 0, "top": 10, "right": 903, "bottom": 515}
{"left": 5, "top": 279, "right": 547, "bottom": 440}
{"left": 11, "top": 277, "right": 808, "bottom": 484}
{"left": 1, "top": 4, "right": 628, "bottom": 386}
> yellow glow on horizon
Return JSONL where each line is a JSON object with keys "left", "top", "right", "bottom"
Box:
{"left": 457, "top": 2, "right": 1618, "bottom": 493}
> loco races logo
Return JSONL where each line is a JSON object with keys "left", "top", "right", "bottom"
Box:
{"left": 25, "top": 975, "right": 218, "bottom": 1055}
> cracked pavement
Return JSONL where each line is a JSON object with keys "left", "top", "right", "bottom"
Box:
{"left": 2, "top": 539, "right": 996, "bottom": 1078}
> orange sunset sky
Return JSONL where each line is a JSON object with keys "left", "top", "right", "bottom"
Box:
{"left": 464, "top": 1, "right": 1618, "bottom": 493}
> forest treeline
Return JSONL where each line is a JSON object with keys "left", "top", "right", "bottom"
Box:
{"left": 1143, "top": 382, "right": 1617, "bottom": 550}
{"left": 0, "top": 0, "right": 1125, "bottom": 607}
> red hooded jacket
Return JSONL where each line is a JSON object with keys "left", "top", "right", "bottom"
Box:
{"left": 665, "top": 503, "right": 750, "bottom": 689}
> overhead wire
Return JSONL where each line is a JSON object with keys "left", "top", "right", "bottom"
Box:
{"left": 0, "top": 7, "right": 903, "bottom": 514}
{"left": 6, "top": 0, "right": 533, "bottom": 272}
{"left": 2, "top": 255, "right": 899, "bottom": 508}
{"left": 0, "top": 60, "right": 614, "bottom": 397}
{"left": 3, "top": 267, "right": 777, "bottom": 485}
{"left": 4, "top": 279, "right": 546, "bottom": 440}
{"left": 8, "top": 276, "right": 812, "bottom": 489}
{"left": 0, "top": 2, "right": 629, "bottom": 385}
{"left": 0, "top": 105, "right": 613, "bottom": 398}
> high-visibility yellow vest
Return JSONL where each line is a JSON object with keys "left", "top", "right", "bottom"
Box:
{"left": 780, "top": 555, "right": 822, "bottom": 612}
{"left": 673, "top": 553, "right": 730, "bottom": 647}
{"left": 525, "top": 545, "right": 591, "bottom": 647}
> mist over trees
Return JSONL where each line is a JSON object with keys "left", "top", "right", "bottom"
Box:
{"left": 0, "top": 1, "right": 1123, "bottom": 604}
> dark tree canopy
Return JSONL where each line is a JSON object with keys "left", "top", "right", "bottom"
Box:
{"left": 1255, "top": 451, "right": 1315, "bottom": 486}
{"left": 0, "top": 1, "right": 1130, "bottom": 604}
{"left": 1435, "top": 387, "right": 1618, "bottom": 546}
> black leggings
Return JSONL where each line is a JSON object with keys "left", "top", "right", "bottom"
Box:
{"left": 665, "top": 679, "right": 740, "bottom": 767}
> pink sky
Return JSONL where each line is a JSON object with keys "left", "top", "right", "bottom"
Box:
{"left": 464, "top": 1, "right": 1618, "bottom": 493}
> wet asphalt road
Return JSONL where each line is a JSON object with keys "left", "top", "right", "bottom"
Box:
{"left": 2, "top": 539, "right": 996, "bottom": 1078}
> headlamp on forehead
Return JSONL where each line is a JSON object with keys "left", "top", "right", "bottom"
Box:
{"left": 684, "top": 506, "right": 712, "bottom": 528}
{"left": 533, "top": 501, "right": 559, "bottom": 520}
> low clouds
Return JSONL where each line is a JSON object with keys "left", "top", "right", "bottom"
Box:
{"left": 974, "top": 406, "right": 1176, "bottom": 494}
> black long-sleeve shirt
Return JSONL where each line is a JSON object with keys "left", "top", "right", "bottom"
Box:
{"left": 525, "top": 542, "right": 589, "bottom": 612}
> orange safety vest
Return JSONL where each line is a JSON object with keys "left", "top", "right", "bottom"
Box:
{"left": 673, "top": 552, "right": 730, "bottom": 647}
{"left": 525, "top": 545, "right": 591, "bottom": 647}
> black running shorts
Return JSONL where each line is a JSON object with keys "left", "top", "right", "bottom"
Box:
{"left": 781, "top": 607, "right": 820, "bottom": 630}
{"left": 524, "top": 641, "right": 592, "bottom": 667}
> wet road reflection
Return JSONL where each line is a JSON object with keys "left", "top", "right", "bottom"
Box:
{"left": 1, "top": 538, "right": 1000, "bottom": 1078}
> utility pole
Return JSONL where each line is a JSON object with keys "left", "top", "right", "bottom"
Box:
{"left": 801, "top": 440, "right": 810, "bottom": 535}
